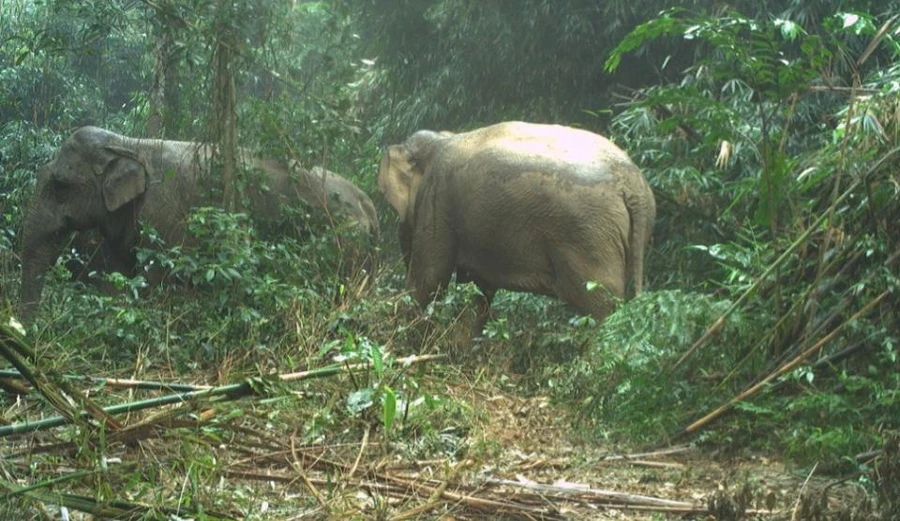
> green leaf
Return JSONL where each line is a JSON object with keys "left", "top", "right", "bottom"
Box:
{"left": 775, "top": 19, "right": 801, "bottom": 41}
{"left": 347, "top": 388, "right": 374, "bottom": 414}
{"left": 605, "top": 9, "right": 686, "bottom": 72}
{"left": 369, "top": 340, "right": 384, "bottom": 377}
{"left": 343, "top": 333, "right": 356, "bottom": 354}
{"left": 382, "top": 387, "right": 397, "bottom": 433}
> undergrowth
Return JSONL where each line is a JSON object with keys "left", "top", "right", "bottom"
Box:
{"left": 540, "top": 290, "right": 761, "bottom": 444}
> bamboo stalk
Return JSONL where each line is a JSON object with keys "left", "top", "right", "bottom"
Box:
{"left": 0, "top": 470, "right": 93, "bottom": 501}
{"left": 0, "top": 472, "right": 234, "bottom": 519}
{"left": 672, "top": 145, "right": 900, "bottom": 370}
{"left": 0, "top": 353, "right": 445, "bottom": 437}
{"left": 856, "top": 15, "right": 898, "bottom": 67}
{"left": 289, "top": 435, "right": 327, "bottom": 508}
{"left": 389, "top": 459, "right": 471, "bottom": 521}
{"left": 752, "top": 247, "right": 899, "bottom": 390}
{"left": 0, "top": 371, "right": 213, "bottom": 392}
{"left": 598, "top": 444, "right": 694, "bottom": 461}
{"left": 485, "top": 477, "right": 694, "bottom": 507}
{"left": 683, "top": 290, "right": 889, "bottom": 434}
{"left": 726, "top": 245, "right": 865, "bottom": 386}
{"left": 0, "top": 323, "right": 122, "bottom": 430}
{"left": 0, "top": 382, "right": 237, "bottom": 436}
{"left": 347, "top": 425, "right": 369, "bottom": 479}
{"left": 224, "top": 467, "right": 787, "bottom": 517}
{"left": 791, "top": 463, "right": 819, "bottom": 521}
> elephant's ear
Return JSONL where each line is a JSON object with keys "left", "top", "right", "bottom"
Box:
{"left": 378, "top": 145, "right": 420, "bottom": 220}
{"left": 100, "top": 147, "right": 147, "bottom": 212}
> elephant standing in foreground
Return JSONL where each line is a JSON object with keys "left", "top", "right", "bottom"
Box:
{"left": 378, "top": 121, "right": 655, "bottom": 333}
{"left": 18, "top": 126, "right": 378, "bottom": 324}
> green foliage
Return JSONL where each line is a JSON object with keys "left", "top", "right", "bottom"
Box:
{"left": 610, "top": 9, "right": 882, "bottom": 240}
{"left": 28, "top": 208, "right": 329, "bottom": 371}
{"left": 0, "top": 0, "right": 147, "bottom": 128}
{"left": 545, "top": 290, "right": 760, "bottom": 443}
{"left": 602, "top": 5, "right": 900, "bottom": 467}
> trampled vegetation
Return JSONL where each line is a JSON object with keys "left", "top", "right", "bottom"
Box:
{"left": 1, "top": 1, "right": 898, "bottom": 519}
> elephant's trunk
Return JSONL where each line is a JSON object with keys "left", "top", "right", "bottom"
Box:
{"left": 17, "top": 201, "right": 69, "bottom": 325}
{"left": 398, "top": 219, "right": 412, "bottom": 269}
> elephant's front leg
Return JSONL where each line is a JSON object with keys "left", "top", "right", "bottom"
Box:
{"left": 100, "top": 207, "right": 141, "bottom": 277}
{"left": 407, "top": 231, "right": 457, "bottom": 309}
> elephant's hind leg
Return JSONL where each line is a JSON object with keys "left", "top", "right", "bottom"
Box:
{"left": 455, "top": 270, "right": 495, "bottom": 337}
{"left": 552, "top": 249, "right": 626, "bottom": 323}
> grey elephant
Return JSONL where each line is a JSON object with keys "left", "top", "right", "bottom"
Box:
{"left": 378, "top": 121, "right": 655, "bottom": 332}
{"left": 18, "top": 126, "right": 378, "bottom": 323}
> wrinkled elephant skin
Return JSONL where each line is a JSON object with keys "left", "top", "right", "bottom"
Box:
{"left": 378, "top": 121, "right": 655, "bottom": 333}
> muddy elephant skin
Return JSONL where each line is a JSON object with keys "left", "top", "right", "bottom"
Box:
{"left": 378, "top": 121, "right": 655, "bottom": 331}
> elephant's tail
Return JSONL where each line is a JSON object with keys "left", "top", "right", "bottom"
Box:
{"left": 624, "top": 179, "right": 656, "bottom": 298}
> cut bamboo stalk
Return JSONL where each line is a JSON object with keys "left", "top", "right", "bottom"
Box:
{"left": 0, "top": 353, "right": 445, "bottom": 437}
{"left": 684, "top": 290, "right": 888, "bottom": 435}
{"left": 0, "top": 371, "right": 213, "bottom": 392}
{"left": 0, "top": 323, "right": 122, "bottom": 430}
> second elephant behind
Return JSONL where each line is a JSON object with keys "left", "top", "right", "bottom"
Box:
{"left": 18, "top": 126, "right": 378, "bottom": 323}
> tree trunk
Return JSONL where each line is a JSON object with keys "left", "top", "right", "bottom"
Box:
{"left": 146, "top": 3, "right": 183, "bottom": 138}
{"left": 213, "top": 0, "right": 238, "bottom": 211}
{"left": 147, "top": 28, "right": 172, "bottom": 138}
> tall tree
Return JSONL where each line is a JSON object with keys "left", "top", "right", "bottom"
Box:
{"left": 145, "top": 1, "right": 186, "bottom": 138}
{"left": 212, "top": 0, "right": 239, "bottom": 210}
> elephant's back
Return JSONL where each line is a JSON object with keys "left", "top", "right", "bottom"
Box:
{"left": 134, "top": 140, "right": 210, "bottom": 246}
{"left": 445, "top": 122, "right": 637, "bottom": 185}
{"left": 258, "top": 163, "right": 378, "bottom": 237}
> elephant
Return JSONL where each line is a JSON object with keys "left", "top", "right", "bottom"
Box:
{"left": 378, "top": 121, "right": 656, "bottom": 334}
{"left": 17, "top": 126, "right": 378, "bottom": 324}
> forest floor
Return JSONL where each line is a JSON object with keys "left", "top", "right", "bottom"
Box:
{"left": 428, "top": 381, "right": 867, "bottom": 520}
{"left": 4, "top": 369, "right": 871, "bottom": 520}
{"left": 0, "top": 311, "right": 879, "bottom": 520}
{"left": 323, "top": 376, "right": 869, "bottom": 521}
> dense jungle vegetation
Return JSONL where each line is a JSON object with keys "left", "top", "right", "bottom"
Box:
{"left": 1, "top": 1, "right": 899, "bottom": 518}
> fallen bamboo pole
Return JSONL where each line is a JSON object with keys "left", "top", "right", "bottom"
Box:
{"left": 0, "top": 323, "right": 122, "bottom": 430}
{"left": 224, "top": 467, "right": 785, "bottom": 517}
{"left": 0, "top": 353, "right": 445, "bottom": 437}
{"left": 598, "top": 444, "right": 694, "bottom": 461}
{"left": 683, "top": 290, "right": 889, "bottom": 435}
{"left": 0, "top": 371, "right": 213, "bottom": 392}
{"left": 485, "top": 477, "right": 693, "bottom": 508}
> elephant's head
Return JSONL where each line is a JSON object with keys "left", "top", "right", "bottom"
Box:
{"left": 378, "top": 130, "right": 449, "bottom": 264}
{"left": 18, "top": 126, "right": 148, "bottom": 323}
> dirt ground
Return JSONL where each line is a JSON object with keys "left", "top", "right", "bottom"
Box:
{"left": 210, "top": 378, "right": 874, "bottom": 519}
{"left": 453, "top": 389, "right": 869, "bottom": 520}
